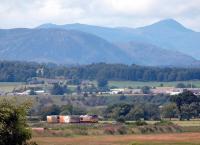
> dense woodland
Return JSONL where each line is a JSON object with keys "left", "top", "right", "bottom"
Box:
{"left": 0, "top": 61, "right": 200, "bottom": 82}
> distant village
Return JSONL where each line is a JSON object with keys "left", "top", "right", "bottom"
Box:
{"left": 1, "top": 76, "right": 200, "bottom": 96}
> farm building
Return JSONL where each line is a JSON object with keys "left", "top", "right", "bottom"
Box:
{"left": 80, "top": 115, "right": 98, "bottom": 123}
{"left": 110, "top": 88, "right": 125, "bottom": 94}
{"left": 151, "top": 87, "right": 175, "bottom": 94}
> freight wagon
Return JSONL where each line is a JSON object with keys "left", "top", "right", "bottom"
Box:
{"left": 59, "top": 115, "right": 80, "bottom": 123}
{"left": 47, "top": 115, "right": 59, "bottom": 123}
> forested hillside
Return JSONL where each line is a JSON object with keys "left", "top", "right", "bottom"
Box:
{"left": 0, "top": 61, "right": 200, "bottom": 82}
{"left": 0, "top": 28, "right": 130, "bottom": 64}
{"left": 38, "top": 19, "right": 200, "bottom": 60}
{"left": 0, "top": 19, "right": 200, "bottom": 66}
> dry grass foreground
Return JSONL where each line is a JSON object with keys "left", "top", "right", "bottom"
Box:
{"left": 32, "top": 132, "right": 200, "bottom": 145}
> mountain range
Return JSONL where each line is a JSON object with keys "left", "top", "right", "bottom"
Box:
{"left": 0, "top": 19, "right": 200, "bottom": 67}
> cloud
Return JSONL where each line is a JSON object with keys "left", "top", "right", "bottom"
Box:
{"left": 0, "top": 0, "right": 200, "bottom": 31}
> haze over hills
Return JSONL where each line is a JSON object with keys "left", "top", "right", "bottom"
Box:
{"left": 0, "top": 19, "right": 199, "bottom": 66}
{"left": 135, "top": 19, "right": 200, "bottom": 59}
{"left": 38, "top": 19, "right": 200, "bottom": 60}
{"left": 38, "top": 23, "right": 146, "bottom": 43}
{"left": 117, "top": 41, "right": 198, "bottom": 67}
{"left": 0, "top": 29, "right": 131, "bottom": 64}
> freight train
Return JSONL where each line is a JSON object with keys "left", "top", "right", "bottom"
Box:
{"left": 47, "top": 115, "right": 98, "bottom": 123}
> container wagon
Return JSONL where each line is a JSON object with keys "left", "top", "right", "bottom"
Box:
{"left": 59, "top": 115, "right": 80, "bottom": 123}
{"left": 47, "top": 115, "right": 59, "bottom": 123}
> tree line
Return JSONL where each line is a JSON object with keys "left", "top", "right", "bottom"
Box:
{"left": 1, "top": 61, "right": 200, "bottom": 82}
{"left": 29, "top": 90, "right": 200, "bottom": 121}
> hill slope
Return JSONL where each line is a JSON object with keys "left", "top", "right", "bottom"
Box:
{"left": 117, "top": 41, "right": 198, "bottom": 67}
{"left": 0, "top": 28, "right": 131, "bottom": 64}
{"left": 37, "top": 23, "right": 146, "bottom": 43}
{"left": 135, "top": 19, "right": 200, "bottom": 59}
{"left": 0, "top": 21, "right": 200, "bottom": 66}
{"left": 38, "top": 19, "right": 200, "bottom": 60}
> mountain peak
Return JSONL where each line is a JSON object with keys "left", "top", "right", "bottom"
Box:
{"left": 143, "top": 18, "right": 190, "bottom": 31}
{"left": 155, "top": 19, "right": 183, "bottom": 27}
{"left": 37, "top": 23, "right": 57, "bottom": 28}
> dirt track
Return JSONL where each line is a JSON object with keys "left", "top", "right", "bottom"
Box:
{"left": 33, "top": 132, "right": 200, "bottom": 145}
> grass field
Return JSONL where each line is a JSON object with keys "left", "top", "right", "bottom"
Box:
{"left": 30, "top": 120, "right": 200, "bottom": 145}
{"left": 106, "top": 120, "right": 200, "bottom": 127}
{"left": 32, "top": 132, "right": 200, "bottom": 145}
{"left": 144, "top": 120, "right": 200, "bottom": 127}
{"left": 108, "top": 80, "right": 200, "bottom": 88}
{"left": 0, "top": 82, "right": 24, "bottom": 92}
{"left": 172, "top": 120, "right": 200, "bottom": 127}
{"left": 1, "top": 80, "right": 200, "bottom": 92}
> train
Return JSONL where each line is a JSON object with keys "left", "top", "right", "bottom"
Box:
{"left": 47, "top": 115, "right": 98, "bottom": 123}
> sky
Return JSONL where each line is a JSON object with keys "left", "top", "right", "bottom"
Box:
{"left": 0, "top": 0, "right": 200, "bottom": 31}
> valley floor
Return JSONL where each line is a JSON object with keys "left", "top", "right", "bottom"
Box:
{"left": 32, "top": 132, "right": 200, "bottom": 145}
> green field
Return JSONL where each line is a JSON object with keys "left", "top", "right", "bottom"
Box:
{"left": 0, "top": 82, "right": 24, "bottom": 92}
{"left": 108, "top": 80, "right": 200, "bottom": 88}
{"left": 104, "top": 120, "right": 200, "bottom": 127}
{"left": 1, "top": 80, "right": 200, "bottom": 92}
{"left": 31, "top": 120, "right": 200, "bottom": 145}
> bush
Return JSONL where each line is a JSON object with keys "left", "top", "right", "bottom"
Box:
{"left": 104, "top": 127, "right": 115, "bottom": 135}
{"left": 117, "top": 126, "right": 127, "bottom": 135}
{"left": 116, "top": 117, "right": 125, "bottom": 123}
{"left": 24, "top": 142, "right": 38, "bottom": 145}
{"left": 154, "top": 120, "right": 174, "bottom": 126}
{"left": 134, "top": 120, "right": 148, "bottom": 126}
{"left": 176, "top": 83, "right": 186, "bottom": 88}
{"left": 74, "top": 129, "right": 88, "bottom": 135}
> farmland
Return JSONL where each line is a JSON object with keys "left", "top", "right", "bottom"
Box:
{"left": 32, "top": 132, "right": 200, "bottom": 145}
{"left": 1, "top": 80, "right": 200, "bottom": 94}
{"left": 0, "top": 82, "right": 24, "bottom": 92}
{"left": 108, "top": 80, "right": 200, "bottom": 88}
{"left": 29, "top": 119, "right": 200, "bottom": 145}
{"left": 1, "top": 81, "right": 200, "bottom": 145}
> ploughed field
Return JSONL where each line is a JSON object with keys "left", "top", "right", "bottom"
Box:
{"left": 32, "top": 132, "right": 200, "bottom": 145}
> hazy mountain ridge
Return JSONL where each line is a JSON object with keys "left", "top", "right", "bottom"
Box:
{"left": 38, "top": 19, "right": 200, "bottom": 60}
{"left": 135, "top": 19, "right": 200, "bottom": 59}
{"left": 0, "top": 28, "right": 132, "bottom": 64}
{"left": 117, "top": 41, "right": 198, "bottom": 67}
{"left": 0, "top": 19, "right": 199, "bottom": 67}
